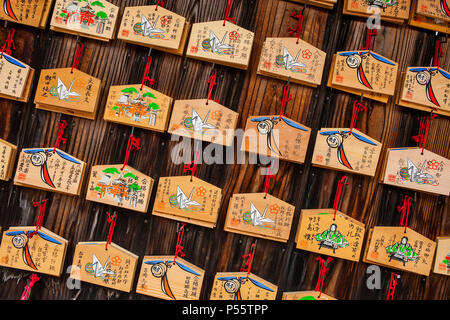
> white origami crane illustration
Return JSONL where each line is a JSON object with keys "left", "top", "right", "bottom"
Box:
{"left": 250, "top": 203, "right": 274, "bottom": 226}
{"left": 56, "top": 78, "right": 80, "bottom": 100}
{"left": 406, "top": 159, "right": 435, "bottom": 183}
{"left": 176, "top": 186, "right": 201, "bottom": 209}
{"left": 191, "top": 109, "right": 217, "bottom": 132}
{"left": 282, "top": 47, "right": 306, "bottom": 70}
{"left": 91, "top": 254, "right": 115, "bottom": 278}
{"left": 209, "top": 30, "right": 234, "bottom": 54}
{"left": 141, "top": 15, "right": 164, "bottom": 37}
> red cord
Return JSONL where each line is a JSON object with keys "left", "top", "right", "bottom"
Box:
{"left": 350, "top": 100, "right": 367, "bottom": 132}
{"left": 105, "top": 212, "right": 117, "bottom": 250}
{"left": 29, "top": 199, "right": 47, "bottom": 239}
{"left": 71, "top": 42, "right": 84, "bottom": 73}
{"left": 279, "top": 84, "right": 292, "bottom": 118}
{"left": 315, "top": 256, "right": 333, "bottom": 298}
{"left": 122, "top": 135, "right": 141, "bottom": 170}
{"left": 53, "top": 120, "right": 67, "bottom": 152}
{"left": 206, "top": 71, "right": 218, "bottom": 105}
{"left": 183, "top": 150, "right": 201, "bottom": 182}
{"left": 141, "top": 56, "right": 156, "bottom": 90}
{"left": 386, "top": 272, "right": 400, "bottom": 300}
{"left": 434, "top": 39, "right": 443, "bottom": 69}
{"left": 263, "top": 165, "right": 276, "bottom": 199}
{"left": 223, "top": 0, "right": 236, "bottom": 25}
{"left": 412, "top": 114, "right": 437, "bottom": 155}
{"left": 288, "top": 9, "right": 305, "bottom": 44}
{"left": 333, "top": 176, "right": 349, "bottom": 221}
{"left": 240, "top": 243, "right": 256, "bottom": 279}
{"left": 0, "top": 29, "right": 16, "bottom": 58}
{"left": 173, "top": 223, "right": 186, "bottom": 263}
{"left": 20, "top": 273, "right": 40, "bottom": 300}
{"left": 361, "top": 28, "right": 378, "bottom": 53}
{"left": 155, "top": 0, "right": 165, "bottom": 11}
{"left": 397, "top": 196, "right": 412, "bottom": 233}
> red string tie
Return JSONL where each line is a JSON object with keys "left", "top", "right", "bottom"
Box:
{"left": 263, "top": 165, "right": 276, "bottom": 199}
{"left": 412, "top": 114, "right": 436, "bottom": 155}
{"left": 173, "top": 223, "right": 186, "bottom": 263}
{"left": 71, "top": 42, "right": 84, "bottom": 73}
{"left": 361, "top": 28, "right": 378, "bottom": 53}
{"left": 53, "top": 120, "right": 67, "bottom": 152}
{"left": 206, "top": 71, "right": 219, "bottom": 105}
{"left": 1, "top": 29, "right": 16, "bottom": 58}
{"left": 288, "top": 8, "right": 305, "bottom": 44}
{"left": 240, "top": 243, "right": 256, "bottom": 279}
{"left": 183, "top": 150, "right": 201, "bottom": 182}
{"left": 386, "top": 272, "right": 400, "bottom": 300}
{"left": 315, "top": 256, "right": 333, "bottom": 298}
{"left": 122, "top": 135, "right": 141, "bottom": 170}
{"left": 223, "top": 0, "right": 236, "bottom": 25}
{"left": 28, "top": 199, "right": 47, "bottom": 239}
{"left": 332, "top": 176, "right": 349, "bottom": 220}
{"left": 396, "top": 196, "right": 412, "bottom": 233}
{"left": 279, "top": 84, "right": 292, "bottom": 118}
{"left": 155, "top": 0, "right": 166, "bottom": 10}
{"left": 141, "top": 56, "right": 156, "bottom": 90}
{"left": 350, "top": 100, "right": 367, "bottom": 132}
{"left": 433, "top": 39, "right": 443, "bottom": 69}
{"left": 105, "top": 212, "right": 117, "bottom": 250}
{"left": 20, "top": 273, "right": 40, "bottom": 300}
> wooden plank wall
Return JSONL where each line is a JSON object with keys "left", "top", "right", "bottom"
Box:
{"left": 0, "top": 0, "right": 448, "bottom": 300}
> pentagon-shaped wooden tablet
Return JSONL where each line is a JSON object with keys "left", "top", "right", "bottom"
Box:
{"left": 168, "top": 99, "right": 238, "bottom": 146}
{"left": 290, "top": 0, "right": 336, "bottom": 9}
{"left": 433, "top": 237, "right": 450, "bottom": 276}
{"left": 364, "top": 226, "right": 436, "bottom": 276}
{"left": 258, "top": 37, "right": 326, "bottom": 87}
{"left": 104, "top": 84, "right": 173, "bottom": 132}
{"left": 136, "top": 256, "right": 204, "bottom": 300}
{"left": 50, "top": 0, "right": 119, "bottom": 41}
{"left": 210, "top": 272, "right": 277, "bottom": 300}
{"left": 331, "top": 50, "right": 398, "bottom": 96}
{"left": 0, "top": 226, "right": 68, "bottom": 277}
{"left": 14, "top": 147, "right": 86, "bottom": 196}
{"left": 152, "top": 175, "right": 222, "bottom": 228}
{"left": 241, "top": 115, "right": 311, "bottom": 164}
{"left": 0, "top": 139, "right": 17, "bottom": 181}
{"left": 282, "top": 291, "right": 337, "bottom": 300}
{"left": 0, "top": 0, "right": 48, "bottom": 27}
{"left": 408, "top": 0, "right": 450, "bottom": 34}
{"left": 344, "top": 0, "right": 411, "bottom": 21}
{"left": 312, "top": 128, "right": 382, "bottom": 176}
{"left": 295, "top": 209, "right": 365, "bottom": 262}
{"left": 224, "top": 193, "right": 295, "bottom": 242}
{"left": 70, "top": 241, "right": 138, "bottom": 293}
{"left": 0, "top": 53, "right": 31, "bottom": 99}
{"left": 381, "top": 147, "right": 449, "bottom": 196}
{"left": 186, "top": 20, "right": 254, "bottom": 69}
{"left": 86, "top": 164, "right": 154, "bottom": 213}
{"left": 416, "top": 0, "right": 450, "bottom": 22}
{"left": 118, "top": 5, "right": 189, "bottom": 55}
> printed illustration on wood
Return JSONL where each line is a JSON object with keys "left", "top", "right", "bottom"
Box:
{"left": 86, "top": 164, "right": 154, "bottom": 213}
{"left": 364, "top": 226, "right": 436, "bottom": 276}
{"left": 50, "top": 0, "right": 119, "bottom": 41}
{"left": 136, "top": 256, "right": 204, "bottom": 300}
{"left": 104, "top": 84, "right": 173, "bottom": 132}
{"left": 0, "top": 0, "right": 52, "bottom": 28}
{"left": 118, "top": 5, "right": 189, "bottom": 55}
{"left": 0, "top": 226, "right": 68, "bottom": 276}
{"left": 14, "top": 147, "right": 85, "bottom": 196}
{"left": 168, "top": 99, "right": 239, "bottom": 146}
{"left": 282, "top": 291, "right": 337, "bottom": 300}
{"left": 312, "top": 128, "right": 382, "bottom": 176}
{"left": 70, "top": 242, "right": 138, "bottom": 292}
{"left": 344, "top": 0, "right": 412, "bottom": 22}
{"left": 152, "top": 176, "right": 222, "bottom": 228}
{"left": 295, "top": 209, "right": 365, "bottom": 262}
{"left": 34, "top": 68, "right": 102, "bottom": 119}
{"left": 381, "top": 147, "right": 449, "bottom": 196}
{"left": 241, "top": 115, "right": 311, "bottom": 164}
{"left": 224, "top": 193, "right": 295, "bottom": 242}
{"left": 416, "top": 0, "right": 450, "bottom": 22}
{"left": 433, "top": 237, "right": 450, "bottom": 276}
{"left": 257, "top": 37, "right": 326, "bottom": 87}
{"left": 210, "top": 272, "right": 277, "bottom": 300}
{"left": 0, "top": 139, "right": 17, "bottom": 181}
{"left": 186, "top": 20, "right": 254, "bottom": 69}
{"left": 409, "top": 0, "right": 450, "bottom": 34}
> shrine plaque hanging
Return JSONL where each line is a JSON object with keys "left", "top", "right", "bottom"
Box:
{"left": 257, "top": 37, "right": 326, "bottom": 87}
{"left": 224, "top": 193, "right": 295, "bottom": 242}
{"left": 34, "top": 68, "right": 102, "bottom": 120}
{"left": 152, "top": 176, "right": 222, "bottom": 228}
{"left": 86, "top": 164, "right": 154, "bottom": 213}
{"left": 0, "top": 226, "right": 68, "bottom": 277}
{"left": 312, "top": 128, "right": 382, "bottom": 176}
{"left": 186, "top": 20, "right": 254, "bottom": 70}
{"left": 0, "top": 53, "right": 31, "bottom": 99}
{"left": 364, "top": 226, "right": 436, "bottom": 276}
{"left": 168, "top": 99, "right": 239, "bottom": 146}
{"left": 104, "top": 84, "right": 173, "bottom": 132}
{"left": 282, "top": 291, "right": 337, "bottom": 300}
{"left": 70, "top": 241, "right": 138, "bottom": 293}
{"left": 343, "top": 0, "right": 411, "bottom": 23}
{"left": 433, "top": 237, "right": 450, "bottom": 276}
{"left": 210, "top": 272, "right": 277, "bottom": 300}
{"left": 50, "top": 0, "right": 119, "bottom": 41}
{"left": 0, "top": 138, "right": 17, "bottom": 181}
{"left": 289, "top": 0, "right": 336, "bottom": 9}
{"left": 330, "top": 50, "right": 399, "bottom": 96}
{"left": 295, "top": 209, "right": 365, "bottom": 262}
{"left": 381, "top": 147, "right": 450, "bottom": 196}
{"left": 14, "top": 147, "right": 86, "bottom": 196}
{"left": 408, "top": 0, "right": 450, "bottom": 34}
{"left": 117, "top": 5, "right": 189, "bottom": 55}
{"left": 241, "top": 115, "right": 311, "bottom": 164}
{"left": 136, "top": 256, "right": 205, "bottom": 300}
{"left": 416, "top": 0, "right": 450, "bottom": 22}
{"left": 0, "top": 0, "right": 49, "bottom": 28}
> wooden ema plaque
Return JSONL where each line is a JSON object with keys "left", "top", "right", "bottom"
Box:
{"left": 210, "top": 272, "right": 277, "bottom": 300}
{"left": 289, "top": 0, "right": 337, "bottom": 9}
{"left": 70, "top": 241, "right": 138, "bottom": 293}
{"left": 168, "top": 99, "right": 239, "bottom": 147}
{"left": 312, "top": 128, "right": 382, "bottom": 176}
{"left": 363, "top": 226, "right": 436, "bottom": 276}
{"left": 50, "top": 0, "right": 119, "bottom": 41}
{"left": 136, "top": 256, "right": 204, "bottom": 300}
{"left": 331, "top": 50, "right": 398, "bottom": 96}
{"left": 409, "top": 0, "right": 450, "bottom": 34}
{"left": 34, "top": 68, "right": 102, "bottom": 120}
{"left": 416, "top": 0, "right": 450, "bottom": 22}
{"left": 282, "top": 291, "right": 337, "bottom": 300}
{"left": 186, "top": 20, "right": 254, "bottom": 70}
{"left": 0, "top": 53, "right": 31, "bottom": 99}
{"left": 433, "top": 237, "right": 450, "bottom": 276}
{"left": 152, "top": 176, "right": 222, "bottom": 228}
{"left": 295, "top": 209, "right": 365, "bottom": 262}
{"left": 0, "top": 0, "right": 53, "bottom": 29}
{"left": 0, "top": 138, "right": 17, "bottom": 181}
{"left": 104, "top": 84, "right": 173, "bottom": 132}
{"left": 257, "top": 37, "right": 326, "bottom": 88}
{"left": 381, "top": 147, "right": 450, "bottom": 196}
{"left": 0, "top": 226, "right": 68, "bottom": 277}
{"left": 86, "top": 164, "right": 154, "bottom": 213}
{"left": 398, "top": 67, "right": 450, "bottom": 117}
{"left": 343, "top": 0, "right": 412, "bottom": 23}
{"left": 224, "top": 193, "right": 295, "bottom": 243}
{"left": 241, "top": 115, "right": 311, "bottom": 164}
{"left": 118, "top": 5, "right": 189, "bottom": 56}
{"left": 14, "top": 147, "right": 86, "bottom": 196}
